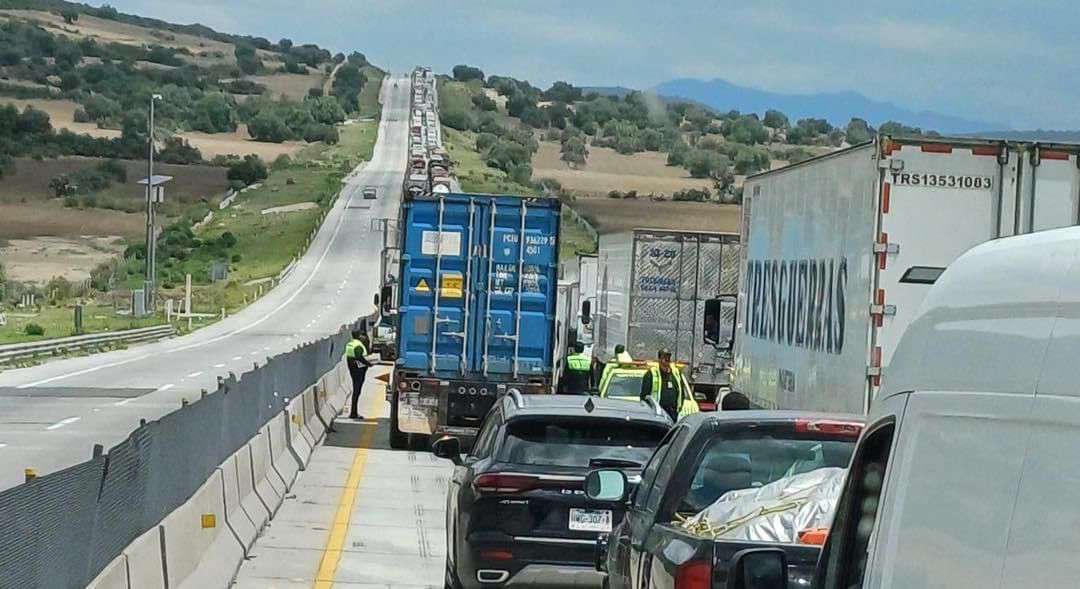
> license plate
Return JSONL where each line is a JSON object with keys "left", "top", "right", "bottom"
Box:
{"left": 569, "top": 508, "right": 612, "bottom": 532}
{"left": 419, "top": 396, "right": 439, "bottom": 407}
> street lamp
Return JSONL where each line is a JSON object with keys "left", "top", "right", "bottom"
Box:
{"left": 142, "top": 93, "right": 163, "bottom": 315}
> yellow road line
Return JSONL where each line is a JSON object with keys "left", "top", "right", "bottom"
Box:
{"left": 313, "top": 386, "right": 380, "bottom": 589}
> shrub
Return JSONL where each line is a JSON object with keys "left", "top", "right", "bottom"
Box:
{"left": 24, "top": 323, "right": 45, "bottom": 336}
{"left": 63, "top": 195, "right": 78, "bottom": 207}
{"left": 272, "top": 154, "right": 293, "bottom": 170}
{"left": 231, "top": 253, "right": 242, "bottom": 263}
{"left": 97, "top": 159, "right": 127, "bottom": 183}
{"left": 226, "top": 155, "right": 268, "bottom": 186}
{"left": 73, "top": 108, "right": 91, "bottom": 123}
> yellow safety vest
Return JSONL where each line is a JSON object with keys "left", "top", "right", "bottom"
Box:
{"left": 646, "top": 365, "right": 699, "bottom": 419}
{"left": 566, "top": 353, "right": 591, "bottom": 372}
{"left": 345, "top": 339, "right": 367, "bottom": 359}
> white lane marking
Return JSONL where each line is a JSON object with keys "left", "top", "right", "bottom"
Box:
{"left": 187, "top": 371, "right": 203, "bottom": 378}
{"left": 214, "top": 363, "right": 225, "bottom": 368}
{"left": 112, "top": 398, "right": 136, "bottom": 407}
{"left": 15, "top": 178, "right": 366, "bottom": 388}
{"left": 263, "top": 347, "right": 271, "bottom": 351}
{"left": 232, "top": 356, "right": 242, "bottom": 361}
{"left": 158, "top": 384, "right": 174, "bottom": 391}
{"left": 249, "top": 351, "right": 259, "bottom": 356}
{"left": 46, "top": 417, "right": 81, "bottom": 430}
{"left": 0, "top": 444, "right": 7, "bottom": 449}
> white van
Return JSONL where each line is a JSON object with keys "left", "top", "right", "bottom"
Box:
{"left": 726, "top": 226, "right": 1080, "bottom": 588}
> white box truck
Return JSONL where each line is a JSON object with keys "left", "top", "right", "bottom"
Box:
{"left": 595, "top": 229, "right": 741, "bottom": 401}
{"left": 558, "top": 253, "right": 599, "bottom": 352}
{"left": 733, "top": 136, "right": 1080, "bottom": 414}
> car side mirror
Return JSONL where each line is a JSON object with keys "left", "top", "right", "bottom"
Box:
{"left": 585, "top": 469, "right": 628, "bottom": 502}
{"left": 728, "top": 548, "right": 788, "bottom": 589}
{"left": 581, "top": 300, "right": 592, "bottom": 325}
{"left": 431, "top": 436, "right": 463, "bottom": 465}
{"left": 373, "top": 293, "right": 380, "bottom": 307}
{"left": 704, "top": 295, "right": 737, "bottom": 351}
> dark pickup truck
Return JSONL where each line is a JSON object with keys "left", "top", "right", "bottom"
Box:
{"left": 586, "top": 411, "right": 863, "bottom": 589}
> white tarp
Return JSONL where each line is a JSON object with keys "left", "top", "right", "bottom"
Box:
{"left": 680, "top": 467, "right": 846, "bottom": 543}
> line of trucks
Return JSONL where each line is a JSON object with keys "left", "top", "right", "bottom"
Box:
{"left": 376, "top": 72, "right": 1080, "bottom": 449}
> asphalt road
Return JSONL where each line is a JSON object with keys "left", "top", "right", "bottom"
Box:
{"left": 0, "top": 75, "right": 411, "bottom": 492}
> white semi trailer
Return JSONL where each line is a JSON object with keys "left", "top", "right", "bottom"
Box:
{"left": 595, "top": 229, "right": 741, "bottom": 403}
{"left": 733, "top": 136, "right": 1080, "bottom": 414}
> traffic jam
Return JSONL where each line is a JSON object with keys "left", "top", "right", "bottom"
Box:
{"left": 379, "top": 69, "right": 1080, "bottom": 589}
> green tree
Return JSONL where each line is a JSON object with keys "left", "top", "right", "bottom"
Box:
{"left": 226, "top": 155, "right": 267, "bottom": 186}
{"left": 544, "top": 81, "right": 582, "bottom": 103}
{"left": 724, "top": 115, "right": 768, "bottom": 145}
{"left": 331, "top": 64, "right": 366, "bottom": 112}
{"left": 471, "top": 93, "right": 497, "bottom": 112}
{"left": 82, "top": 94, "right": 121, "bottom": 121}
{"left": 158, "top": 137, "right": 202, "bottom": 164}
{"left": 763, "top": 109, "right": 789, "bottom": 129}
{"left": 452, "top": 64, "right": 485, "bottom": 83}
{"left": 49, "top": 175, "right": 75, "bottom": 198}
{"left": 191, "top": 93, "right": 236, "bottom": 133}
{"left": 845, "top": 118, "right": 874, "bottom": 144}
{"left": 60, "top": 9, "right": 80, "bottom": 24}
{"left": 306, "top": 96, "right": 346, "bottom": 125}
{"left": 278, "top": 38, "right": 293, "bottom": 51}
{"left": 247, "top": 111, "right": 291, "bottom": 142}
{"left": 560, "top": 136, "right": 588, "bottom": 167}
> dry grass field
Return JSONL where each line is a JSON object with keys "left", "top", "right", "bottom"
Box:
{"left": 571, "top": 197, "right": 741, "bottom": 235}
{"left": 0, "top": 10, "right": 236, "bottom": 66}
{"left": 178, "top": 127, "right": 306, "bottom": 160}
{"left": 0, "top": 98, "right": 121, "bottom": 138}
{"left": 0, "top": 235, "right": 126, "bottom": 283}
{"left": 247, "top": 72, "right": 327, "bottom": 101}
{"left": 533, "top": 141, "right": 713, "bottom": 196}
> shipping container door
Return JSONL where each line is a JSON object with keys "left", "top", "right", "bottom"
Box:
{"left": 398, "top": 196, "right": 475, "bottom": 374}
{"left": 628, "top": 232, "right": 688, "bottom": 361}
{"left": 473, "top": 198, "right": 558, "bottom": 380}
{"left": 1024, "top": 147, "right": 1080, "bottom": 233}
{"left": 876, "top": 144, "right": 1002, "bottom": 371}
{"left": 693, "top": 235, "right": 741, "bottom": 369}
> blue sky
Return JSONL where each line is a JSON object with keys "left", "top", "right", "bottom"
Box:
{"left": 95, "top": 0, "right": 1080, "bottom": 129}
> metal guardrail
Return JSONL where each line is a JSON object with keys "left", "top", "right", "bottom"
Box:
{"left": 0, "top": 325, "right": 176, "bottom": 364}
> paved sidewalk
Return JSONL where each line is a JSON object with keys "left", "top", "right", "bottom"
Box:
{"left": 233, "top": 369, "right": 451, "bottom": 588}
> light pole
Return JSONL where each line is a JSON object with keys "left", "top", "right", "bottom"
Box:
{"left": 143, "top": 93, "right": 162, "bottom": 314}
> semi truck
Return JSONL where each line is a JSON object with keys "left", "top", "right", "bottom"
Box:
{"left": 386, "top": 192, "right": 561, "bottom": 449}
{"left": 733, "top": 135, "right": 1080, "bottom": 414}
{"left": 594, "top": 229, "right": 741, "bottom": 403}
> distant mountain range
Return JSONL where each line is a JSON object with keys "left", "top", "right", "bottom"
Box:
{"left": 651, "top": 78, "right": 1006, "bottom": 135}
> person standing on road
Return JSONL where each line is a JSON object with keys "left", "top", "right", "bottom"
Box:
{"left": 599, "top": 344, "right": 635, "bottom": 389}
{"left": 640, "top": 348, "right": 698, "bottom": 420}
{"left": 560, "top": 341, "right": 592, "bottom": 394}
{"left": 614, "top": 344, "right": 633, "bottom": 364}
{"left": 345, "top": 330, "right": 372, "bottom": 419}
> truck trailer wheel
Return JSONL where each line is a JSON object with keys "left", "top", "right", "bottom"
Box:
{"left": 389, "top": 388, "right": 409, "bottom": 449}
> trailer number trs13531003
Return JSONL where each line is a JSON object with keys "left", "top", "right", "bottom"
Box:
{"left": 891, "top": 172, "right": 994, "bottom": 190}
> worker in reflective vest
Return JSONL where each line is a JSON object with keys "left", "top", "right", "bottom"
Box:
{"left": 345, "top": 330, "right": 372, "bottom": 419}
{"left": 560, "top": 341, "right": 592, "bottom": 394}
{"left": 640, "top": 348, "right": 699, "bottom": 420}
{"left": 600, "top": 344, "right": 635, "bottom": 387}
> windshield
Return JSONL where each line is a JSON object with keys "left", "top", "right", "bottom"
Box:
{"left": 679, "top": 428, "right": 857, "bottom": 514}
{"left": 606, "top": 372, "right": 645, "bottom": 398}
{"left": 499, "top": 418, "right": 667, "bottom": 468}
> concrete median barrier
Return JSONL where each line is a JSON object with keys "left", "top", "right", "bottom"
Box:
{"left": 301, "top": 386, "right": 325, "bottom": 445}
{"left": 123, "top": 526, "right": 166, "bottom": 589}
{"left": 267, "top": 411, "right": 301, "bottom": 487}
{"left": 219, "top": 451, "right": 258, "bottom": 553}
{"left": 86, "top": 553, "right": 127, "bottom": 589}
{"left": 251, "top": 428, "right": 286, "bottom": 515}
{"left": 237, "top": 438, "right": 271, "bottom": 531}
{"left": 161, "top": 469, "right": 244, "bottom": 589}
{"left": 285, "top": 395, "right": 315, "bottom": 466}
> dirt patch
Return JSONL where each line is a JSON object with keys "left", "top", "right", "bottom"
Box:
{"left": 0, "top": 10, "right": 236, "bottom": 65}
{"left": 178, "top": 127, "right": 306, "bottom": 160}
{"left": 0, "top": 201, "right": 144, "bottom": 242}
{"left": 571, "top": 198, "right": 741, "bottom": 235}
{"left": 261, "top": 202, "right": 318, "bottom": 215}
{"left": 0, "top": 157, "right": 228, "bottom": 206}
{"left": 1, "top": 235, "right": 125, "bottom": 284}
{"left": 247, "top": 72, "right": 327, "bottom": 101}
{"left": 533, "top": 141, "right": 712, "bottom": 196}
{"left": 0, "top": 98, "right": 121, "bottom": 139}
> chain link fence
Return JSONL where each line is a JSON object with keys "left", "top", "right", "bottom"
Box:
{"left": 0, "top": 317, "right": 368, "bottom": 588}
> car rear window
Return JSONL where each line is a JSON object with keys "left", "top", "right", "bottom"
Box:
{"left": 606, "top": 373, "right": 645, "bottom": 398}
{"left": 499, "top": 418, "right": 667, "bottom": 468}
{"left": 680, "top": 427, "right": 857, "bottom": 513}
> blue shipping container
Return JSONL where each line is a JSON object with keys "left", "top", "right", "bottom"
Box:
{"left": 396, "top": 193, "right": 561, "bottom": 383}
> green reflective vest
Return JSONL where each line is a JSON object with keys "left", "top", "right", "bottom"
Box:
{"left": 566, "top": 352, "right": 591, "bottom": 372}
{"left": 646, "top": 365, "right": 699, "bottom": 418}
{"left": 345, "top": 339, "right": 367, "bottom": 359}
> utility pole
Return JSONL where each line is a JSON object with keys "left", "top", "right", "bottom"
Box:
{"left": 143, "top": 94, "right": 162, "bottom": 314}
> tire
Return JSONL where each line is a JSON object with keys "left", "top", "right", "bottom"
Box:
{"left": 444, "top": 556, "right": 463, "bottom": 589}
{"left": 388, "top": 388, "right": 409, "bottom": 450}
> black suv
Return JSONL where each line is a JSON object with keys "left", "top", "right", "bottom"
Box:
{"left": 434, "top": 393, "right": 673, "bottom": 589}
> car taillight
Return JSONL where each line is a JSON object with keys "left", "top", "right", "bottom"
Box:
{"left": 472, "top": 474, "right": 539, "bottom": 495}
{"left": 794, "top": 419, "right": 863, "bottom": 439}
{"left": 479, "top": 548, "right": 514, "bottom": 561}
{"left": 675, "top": 559, "right": 712, "bottom": 589}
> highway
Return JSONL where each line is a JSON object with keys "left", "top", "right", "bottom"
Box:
{"left": 0, "top": 75, "right": 411, "bottom": 492}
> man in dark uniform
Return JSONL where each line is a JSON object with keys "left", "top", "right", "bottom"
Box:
{"left": 345, "top": 330, "right": 372, "bottom": 419}
{"left": 640, "top": 348, "right": 697, "bottom": 420}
